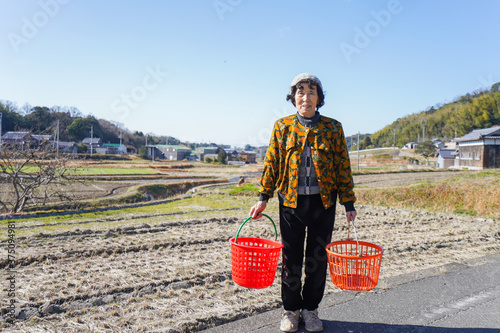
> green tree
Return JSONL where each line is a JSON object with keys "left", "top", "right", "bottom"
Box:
{"left": 243, "top": 144, "right": 254, "bottom": 151}
{"left": 138, "top": 146, "right": 148, "bottom": 159}
{"left": 48, "top": 109, "right": 75, "bottom": 141}
{"left": 76, "top": 143, "right": 87, "bottom": 154}
{"left": 0, "top": 102, "right": 25, "bottom": 132}
{"left": 362, "top": 136, "right": 372, "bottom": 150}
{"left": 24, "top": 106, "right": 53, "bottom": 133}
{"left": 217, "top": 148, "right": 227, "bottom": 164}
{"left": 67, "top": 116, "right": 101, "bottom": 141}
{"left": 415, "top": 140, "right": 436, "bottom": 163}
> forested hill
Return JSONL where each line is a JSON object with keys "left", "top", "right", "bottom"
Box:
{"left": 0, "top": 102, "right": 183, "bottom": 150}
{"left": 365, "top": 83, "right": 500, "bottom": 149}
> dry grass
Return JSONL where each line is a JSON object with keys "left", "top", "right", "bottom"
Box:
{"left": 1, "top": 170, "right": 499, "bottom": 332}
{"left": 356, "top": 170, "right": 500, "bottom": 219}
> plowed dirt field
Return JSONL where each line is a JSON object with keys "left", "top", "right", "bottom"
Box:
{"left": 1, "top": 171, "right": 498, "bottom": 332}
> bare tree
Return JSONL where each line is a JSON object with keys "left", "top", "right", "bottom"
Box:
{"left": 0, "top": 135, "right": 77, "bottom": 213}
{"left": 21, "top": 102, "right": 32, "bottom": 115}
{"left": 67, "top": 106, "right": 82, "bottom": 118}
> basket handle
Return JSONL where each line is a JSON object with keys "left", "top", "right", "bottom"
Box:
{"left": 347, "top": 219, "right": 361, "bottom": 254}
{"left": 235, "top": 214, "right": 278, "bottom": 244}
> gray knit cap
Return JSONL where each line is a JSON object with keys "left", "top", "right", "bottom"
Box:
{"left": 291, "top": 73, "right": 323, "bottom": 91}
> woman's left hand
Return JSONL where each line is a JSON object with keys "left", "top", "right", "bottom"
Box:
{"left": 346, "top": 210, "right": 357, "bottom": 223}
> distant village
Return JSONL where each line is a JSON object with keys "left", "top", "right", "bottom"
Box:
{"left": 2, "top": 125, "right": 499, "bottom": 169}
{"left": 0, "top": 130, "right": 261, "bottom": 165}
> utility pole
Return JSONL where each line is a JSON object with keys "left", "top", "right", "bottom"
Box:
{"left": 56, "top": 119, "right": 60, "bottom": 157}
{"left": 119, "top": 129, "right": 122, "bottom": 154}
{"left": 422, "top": 122, "right": 427, "bottom": 142}
{"left": 357, "top": 131, "right": 360, "bottom": 171}
{"left": 393, "top": 128, "right": 396, "bottom": 148}
{"left": 90, "top": 125, "right": 93, "bottom": 157}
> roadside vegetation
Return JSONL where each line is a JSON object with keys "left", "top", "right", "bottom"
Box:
{"left": 356, "top": 169, "right": 500, "bottom": 219}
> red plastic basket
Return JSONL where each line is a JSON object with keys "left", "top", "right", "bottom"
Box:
{"left": 229, "top": 214, "right": 283, "bottom": 289}
{"left": 326, "top": 221, "right": 383, "bottom": 291}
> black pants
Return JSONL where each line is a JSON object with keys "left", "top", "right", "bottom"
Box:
{"left": 279, "top": 193, "right": 336, "bottom": 311}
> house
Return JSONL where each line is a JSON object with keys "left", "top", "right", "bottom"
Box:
{"left": 82, "top": 137, "right": 102, "bottom": 153}
{"left": 195, "top": 147, "right": 218, "bottom": 161}
{"left": 126, "top": 145, "right": 138, "bottom": 154}
{"left": 32, "top": 134, "right": 52, "bottom": 143}
{"left": 147, "top": 144, "right": 192, "bottom": 160}
{"left": 102, "top": 143, "right": 127, "bottom": 154}
{"left": 1, "top": 131, "right": 30, "bottom": 146}
{"left": 1, "top": 131, "right": 53, "bottom": 150}
{"left": 95, "top": 147, "right": 110, "bottom": 154}
{"left": 431, "top": 138, "right": 445, "bottom": 149}
{"left": 55, "top": 141, "right": 77, "bottom": 154}
{"left": 239, "top": 151, "right": 257, "bottom": 163}
{"left": 402, "top": 142, "right": 419, "bottom": 149}
{"left": 224, "top": 148, "right": 239, "bottom": 158}
{"left": 436, "top": 149, "right": 456, "bottom": 168}
{"left": 444, "top": 140, "right": 457, "bottom": 149}
{"left": 455, "top": 126, "right": 500, "bottom": 169}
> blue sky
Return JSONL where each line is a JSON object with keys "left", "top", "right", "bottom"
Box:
{"left": 1, "top": 0, "right": 499, "bottom": 147}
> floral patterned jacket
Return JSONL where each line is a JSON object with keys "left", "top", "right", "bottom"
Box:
{"left": 259, "top": 114, "right": 356, "bottom": 209}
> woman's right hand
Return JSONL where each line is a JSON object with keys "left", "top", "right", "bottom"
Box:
{"left": 249, "top": 200, "right": 267, "bottom": 219}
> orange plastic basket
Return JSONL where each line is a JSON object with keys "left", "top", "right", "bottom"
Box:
{"left": 229, "top": 214, "right": 283, "bottom": 289}
{"left": 326, "top": 221, "right": 383, "bottom": 291}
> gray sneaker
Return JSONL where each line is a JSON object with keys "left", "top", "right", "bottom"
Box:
{"left": 280, "top": 310, "right": 300, "bottom": 332}
{"left": 301, "top": 309, "right": 323, "bottom": 332}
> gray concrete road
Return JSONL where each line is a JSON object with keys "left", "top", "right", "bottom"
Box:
{"left": 202, "top": 253, "right": 500, "bottom": 333}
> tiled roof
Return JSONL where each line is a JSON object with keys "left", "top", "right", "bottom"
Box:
{"left": 1, "top": 131, "right": 30, "bottom": 140}
{"left": 437, "top": 149, "right": 456, "bottom": 159}
{"left": 455, "top": 127, "right": 500, "bottom": 142}
{"left": 56, "top": 141, "right": 75, "bottom": 147}
{"left": 32, "top": 134, "right": 52, "bottom": 141}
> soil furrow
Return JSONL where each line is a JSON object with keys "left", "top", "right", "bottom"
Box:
{"left": 4, "top": 208, "right": 242, "bottom": 231}
{"left": 5, "top": 270, "right": 233, "bottom": 322}
{"left": 0, "top": 237, "right": 230, "bottom": 269}
{"left": 16, "top": 216, "right": 240, "bottom": 242}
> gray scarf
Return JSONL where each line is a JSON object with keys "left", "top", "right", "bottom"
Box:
{"left": 296, "top": 111, "right": 321, "bottom": 128}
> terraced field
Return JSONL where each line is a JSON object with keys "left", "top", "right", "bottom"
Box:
{"left": 1, "top": 189, "right": 499, "bottom": 332}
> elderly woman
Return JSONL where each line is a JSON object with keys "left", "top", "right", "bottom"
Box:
{"left": 250, "top": 73, "right": 357, "bottom": 332}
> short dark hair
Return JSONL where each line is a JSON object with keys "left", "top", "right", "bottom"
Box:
{"left": 286, "top": 80, "right": 325, "bottom": 109}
